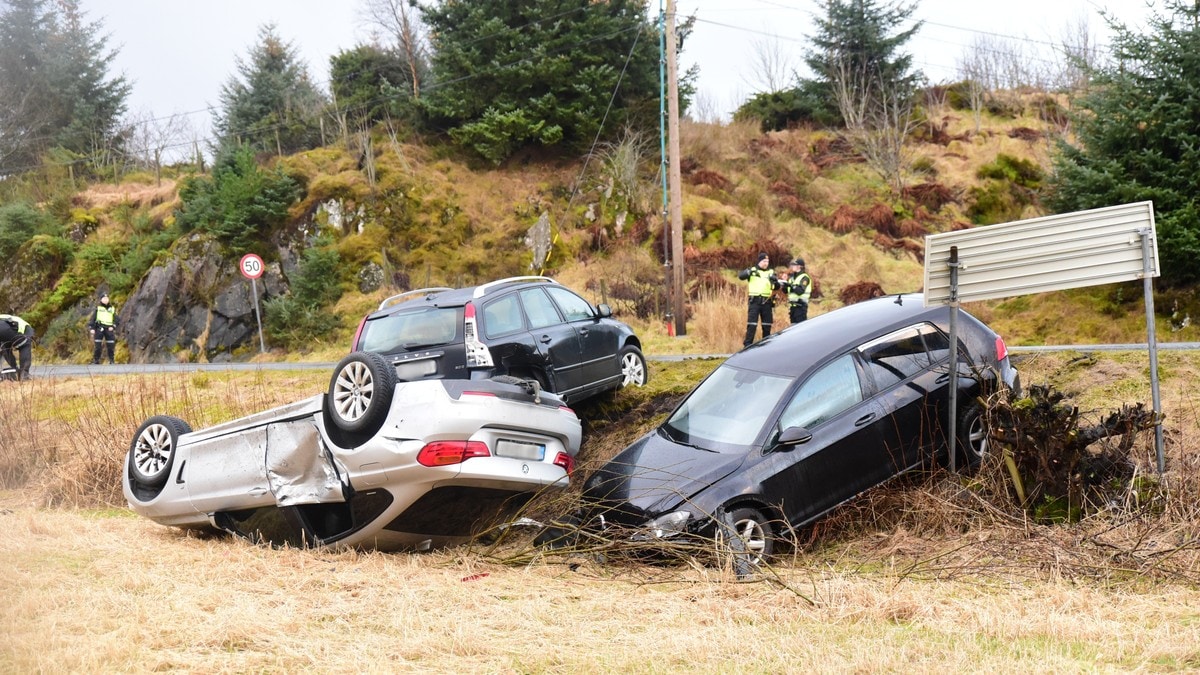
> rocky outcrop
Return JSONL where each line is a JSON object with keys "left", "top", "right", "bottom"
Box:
{"left": 120, "top": 233, "right": 286, "bottom": 362}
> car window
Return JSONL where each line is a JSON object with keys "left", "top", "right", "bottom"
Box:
{"left": 921, "top": 325, "right": 952, "bottom": 363}
{"left": 859, "top": 326, "right": 931, "bottom": 389}
{"left": 359, "top": 307, "right": 459, "bottom": 352}
{"left": 663, "top": 365, "right": 794, "bottom": 452}
{"left": 777, "top": 353, "right": 864, "bottom": 430}
{"left": 482, "top": 294, "right": 526, "bottom": 338}
{"left": 546, "top": 286, "right": 595, "bottom": 322}
{"left": 519, "top": 288, "right": 562, "bottom": 329}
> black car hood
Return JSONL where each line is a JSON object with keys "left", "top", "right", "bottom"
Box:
{"left": 582, "top": 429, "right": 748, "bottom": 525}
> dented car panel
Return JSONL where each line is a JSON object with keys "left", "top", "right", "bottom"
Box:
{"left": 124, "top": 353, "right": 581, "bottom": 550}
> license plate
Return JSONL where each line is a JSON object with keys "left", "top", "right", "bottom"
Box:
{"left": 394, "top": 359, "right": 437, "bottom": 381}
{"left": 496, "top": 439, "right": 545, "bottom": 461}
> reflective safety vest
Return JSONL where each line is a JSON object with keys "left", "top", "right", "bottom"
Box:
{"left": 0, "top": 313, "right": 29, "bottom": 333}
{"left": 787, "top": 273, "right": 812, "bottom": 305}
{"left": 746, "top": 269, "right": 774, "bottom": 298}
{"left": 94, "top": 304, "right": 116, "bottom": 327}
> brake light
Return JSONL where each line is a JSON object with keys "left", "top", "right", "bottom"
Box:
{"left": 417, "top": 441, "right": 491, "bottom": 466}
{"left": 351, "top": 315, "right": 367, "bottom": 351}
{"left": 463, "top": 301, "right": 494, "bottom": 368}
{"left": 994, "top": 336, "right": 1009, "bottom": 362}
{"left": 553, "top": 452, "right": 575, "bottom": 474}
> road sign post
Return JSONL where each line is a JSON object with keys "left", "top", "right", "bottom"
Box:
{"left": 239, "top": 253, "right": 267, "bottom": 354}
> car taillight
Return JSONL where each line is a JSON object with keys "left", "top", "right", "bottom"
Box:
{"left": 995, "top": 335, "right": 1009, "bottom": 362}
{"left": 417, "top": 441, "right": 491, "bottom": 466}
{"left": 350, "top": 316, "right": 367, "bottom": 351}
{"left": 463, "top": 302, "right": 494, "bottom": 368}
{"left": 553, "top": 452, "right": 574, "bottom": 474}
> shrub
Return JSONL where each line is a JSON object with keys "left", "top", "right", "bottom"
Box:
{"left": 175, "top": 147, "right": 301, "bottom": 252}
{"left": 0, "top": 203, "right": 52, "bottom": 259}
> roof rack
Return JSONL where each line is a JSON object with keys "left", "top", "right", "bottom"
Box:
{"left": 377, "top": 287, "right": 454, "bottom": 310}
{"left": 472, "top": 276, "right": 557, "bottom": 299}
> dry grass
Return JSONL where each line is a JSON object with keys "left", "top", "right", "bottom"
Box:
{"left": 3, "top": 349, "right": 1200, "bottom": 671}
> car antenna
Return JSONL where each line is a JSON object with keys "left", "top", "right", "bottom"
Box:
{"left": 894, "top": 294, "right": 904, "bottom": 305}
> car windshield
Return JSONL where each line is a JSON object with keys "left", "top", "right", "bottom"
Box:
{"left": 661, "top": 364, "right": 793, "bottom": 453}
{"left": 359, "top": 306, "right": 461, "bottom": 352}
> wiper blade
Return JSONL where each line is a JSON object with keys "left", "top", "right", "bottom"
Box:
{"left": 658, "top": 426, "right": 717, "bottom": 453}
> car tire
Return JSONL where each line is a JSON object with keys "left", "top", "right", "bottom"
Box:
{"left": 618, "top": 345, "right": 647, "bottom": 388}
{"left": 956, "top": 401, "right": 989, "bottom": 471}
{"left": 128, "top": 415, "right": 192, "bottom": 489}
{"left": 325, "top": 351, "right": 397, "bottom": 436}
{"left": 719, "top": 506, "right": 774, "bottom": 575}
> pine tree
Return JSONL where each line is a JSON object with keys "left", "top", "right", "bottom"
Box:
{"left": 0, "top": 0, "right": 129, "bottom": 175}
{"left": 213, "top": 24, "right": 327, "bottom": 157}
{"left": 417, "top": 0, "right": 662, "bottom": 164}
{"left": 1049, "top": 0, "right": 1200, "bottom": 285}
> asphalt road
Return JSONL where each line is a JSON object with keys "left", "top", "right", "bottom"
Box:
{"left": 20, "top": 342, "right": 1200, "bottom": 380}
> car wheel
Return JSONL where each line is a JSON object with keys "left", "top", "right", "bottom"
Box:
{"left": 957, "top": 401, "right": 989, "bottom": 471}
{"left": 326, "top": 351, "right": 397, "bottom": 436}
{"left": 129, "top": 415, "right": 192, "bottom": 489}
{"left": 618, "top": 345, "right": 647, "bottom": 388}
{"left": 718, "top": 507, "right": 774, "bottom": 576}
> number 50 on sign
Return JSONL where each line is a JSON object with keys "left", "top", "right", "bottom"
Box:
{"left": 240, "top": 253, "right": 265, "bottom": 280}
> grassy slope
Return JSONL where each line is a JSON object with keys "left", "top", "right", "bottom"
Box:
{"left": 52, "top": 99, "right": 1200, "bottom": 365}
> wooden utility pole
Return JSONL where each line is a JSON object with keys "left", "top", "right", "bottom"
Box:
{"left": 665, "top": 0, "right": 687, "bottom": 336}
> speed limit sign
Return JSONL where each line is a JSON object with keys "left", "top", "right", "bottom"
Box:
{"left": 240, "top": 253, "right": 265, "bottom": 280}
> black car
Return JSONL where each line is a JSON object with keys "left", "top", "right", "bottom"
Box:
{"left": 581, "top": 293, "right": 1020, "bottom": 560}
{"left": 352, "top": 276, "right": 647, "bottom": 404}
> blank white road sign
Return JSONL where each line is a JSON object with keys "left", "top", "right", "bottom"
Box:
{"left": 924, "top": 201, "right": 1158, "bottom": 305}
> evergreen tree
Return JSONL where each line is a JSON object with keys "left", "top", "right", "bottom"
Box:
{"left": 0, "top": 0, "right": 129, "bottom": 175}
{"left": 1049, "top": 0, "right": 1200, "bottom": 286}
{"left": 329, "top": 44, "right": 423, "bottom": 128}
{"left": 417, "top": 0, "right": 662, "bottom": 164}
{"left": 213, "top": 24, "right": 327, "bottom": 157}
{"left": 740, "top": 0, "right": 919, "bottom": 131}
{"left": 175, "top": 146, "right": 301, "bottom": 253}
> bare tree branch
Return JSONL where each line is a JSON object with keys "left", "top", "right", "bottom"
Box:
{"left": 358, "top": 0, "right": 427, "bottom": 99}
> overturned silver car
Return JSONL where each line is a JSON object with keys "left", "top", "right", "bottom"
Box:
{"left": 123, "top": 352, "right": 582, "bottom": 550}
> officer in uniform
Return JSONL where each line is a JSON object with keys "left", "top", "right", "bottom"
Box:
{"left": 88, "top": 292, "right": 118, "bottom": 364}
{"left": 0, "top": 312, "right": 35, "bottom": 380}
{"left": 737, "top": 252, "right": 779, "bottom": 347}
{"left": 783, "top": 257, "right": 812, "bottom": 324}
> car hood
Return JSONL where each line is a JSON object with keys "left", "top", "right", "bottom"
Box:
{"left": 582, "top": 429, "right": 747, "bottom": 525}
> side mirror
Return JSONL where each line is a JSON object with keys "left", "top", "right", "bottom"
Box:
{"left": 597, "top": 303, "right": 613, "bottom": 318}
{"left": 777, "top": 426, "right": 812, "bottom": 447}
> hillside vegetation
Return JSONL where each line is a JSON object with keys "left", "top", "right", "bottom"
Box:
{"left": 4, "top": 94, "right": 1197, "bottom": 364}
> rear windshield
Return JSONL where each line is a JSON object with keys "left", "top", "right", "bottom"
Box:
{"left": 358, "top": 306, "right": 462, "bottom": 353}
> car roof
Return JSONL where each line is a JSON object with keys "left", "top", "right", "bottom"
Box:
{"left": 369, "top": 276, "right": 562, "bottom": 317}
{"left": 728, "top": 293, "right": 953, "bottom": 378}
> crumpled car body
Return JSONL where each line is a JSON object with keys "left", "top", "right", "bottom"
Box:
{"left": 124, "top": 352, "right": 582, "bottom": 551}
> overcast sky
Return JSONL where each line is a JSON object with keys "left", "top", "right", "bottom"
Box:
{"left": 87, "top": 0, "right": 1154, "bottom": 150}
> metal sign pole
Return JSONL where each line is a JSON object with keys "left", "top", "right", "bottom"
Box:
{"left": 251, "top": 277, "right": 266, "bottom": 354}
{"left": 947, "top": 246, "right": 960, "bottom": 474}
{"left": 1140, "top": 229, "right": 1165, "bottom": 473}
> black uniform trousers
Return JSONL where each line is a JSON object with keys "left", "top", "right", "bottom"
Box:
{"left": 744, "top": 295, "right": 774, "bottom": 346}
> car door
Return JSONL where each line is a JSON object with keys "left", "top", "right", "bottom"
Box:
{"left": 758, "top": 353, "right": 888, "bottom": 525}
{"left": 857, "top": 324, "right": 940, "bottom": 472}
{"left": 516, "top": 287, "right": 585, "bottom": 393}
{"left": 545, "top": 285, "right": 621, "bottom": 387}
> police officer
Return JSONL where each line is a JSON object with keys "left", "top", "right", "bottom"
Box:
{"left": 0, "top": 312, "right": 34, "bottom": 381}
{"left": 88, "top": 292, "right": 118, "bottom": 364}
{"left": 783, "top": 257, "right": 812, "bottom": 324}
{"left": 737, "top": 252, "right": 779, "bottom": 347}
